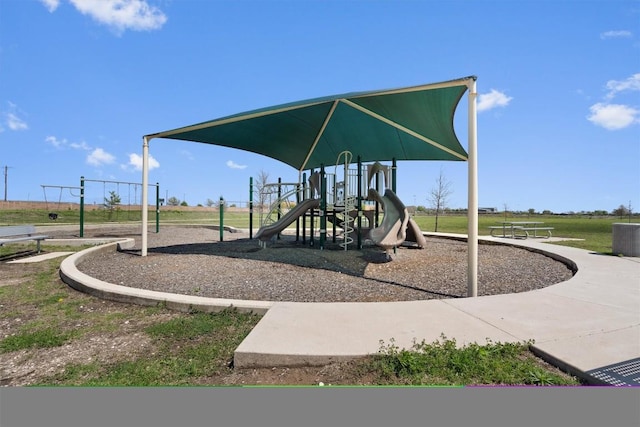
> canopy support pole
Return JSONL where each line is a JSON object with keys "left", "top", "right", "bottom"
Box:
{"left": 467, "top": 78, "right": 478, "bottom": 297}
{"left": 142, "top": 136, "right": 149, "bottom": 257}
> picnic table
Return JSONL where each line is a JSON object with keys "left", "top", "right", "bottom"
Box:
{"left": 488, "top": 221, "right": 554, "bottom": 239}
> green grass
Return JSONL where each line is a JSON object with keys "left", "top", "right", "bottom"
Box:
{"left": 0, "top": 327, "right": 78, "bottom": 353}
{"left": 412, "top": 213, "right": 638, "bottom": 254}
{"left": 0, "top": 208, "right": 251, "bottom": 228}
{"left": 41, "top": 310, "right": 261, "bottom": 386}
{"left": 367, "top": 336, "right": 580, "bottom": 386}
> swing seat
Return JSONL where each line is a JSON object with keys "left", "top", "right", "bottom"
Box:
{"left": 48, "top": 213, "right": 58, "bottom": 220}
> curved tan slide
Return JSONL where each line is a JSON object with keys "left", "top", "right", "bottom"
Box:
{"left": 366, "top": 188, "right": 410, "bottom": 249}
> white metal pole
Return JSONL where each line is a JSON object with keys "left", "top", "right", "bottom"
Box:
{"left": 467, "top": 78, "right": 478, "bottom": 297}
{"left": 142, "top": 136, "right": 149, "bottom": 257}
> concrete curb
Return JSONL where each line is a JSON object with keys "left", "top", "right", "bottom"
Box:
{"left": 59, "top": 239, "right": 272, "bottom": 315}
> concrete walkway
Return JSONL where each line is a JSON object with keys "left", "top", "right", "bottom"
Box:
{"left": 56, "top": 233, "right": 640, "bottom": 386}
{"left": 234, "top": 236, "right": 640, "bottom": 385}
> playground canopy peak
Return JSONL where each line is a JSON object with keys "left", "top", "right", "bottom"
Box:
{"left": 146, "top": 76, "right": 475, "bottom": 171}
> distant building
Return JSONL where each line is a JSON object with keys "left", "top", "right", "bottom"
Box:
{"left": 479, "top": 207, "right": 497, "bottom": 214}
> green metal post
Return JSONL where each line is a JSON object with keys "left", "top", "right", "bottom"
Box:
{"left": 392, "top": 158, "right": 397, "bottom": 255}
{"left": 155, "top": 183, "right": 160, "bottom": 233}
{"left": 302, "top": 172, "right": 307, "bottom": 243}
{"left": 277, "top": 177, "right": 282, "bottom": 240}
{"left": 357, "top": 156, "right": 362, "bottom": 249}
{"left": 320, "top": 164, "right": 326, "bottom": 250}
{"left": 375, "top": 169, "right": 380, "bottom": 227}
{"left": 219, "top": 196, "right": 224, "bottom": 242}
{"left": 295, "top": 179, "right": 300, "bottom": 241}
{"left": 79, "top": 176, "right": 85, "bottom": 237}
{"left": 249, "top": 177, "right": 254, "bottom": 239}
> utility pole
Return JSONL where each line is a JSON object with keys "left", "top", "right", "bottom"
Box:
{"left": 3, "top": 165, "right": 11, "bottom": 202}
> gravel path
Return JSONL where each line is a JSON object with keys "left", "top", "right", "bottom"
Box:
{"left": 62, "top": 225, "right": 575, "bottom": 303}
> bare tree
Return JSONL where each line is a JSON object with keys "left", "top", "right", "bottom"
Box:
{"left": 255, "top": 169, "right": 270, "bottom": 210}
{"left": 428, "top": 168, "right": 453, "bottom": 232}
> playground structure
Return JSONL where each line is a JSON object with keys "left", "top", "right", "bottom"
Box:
{"left": 140, "top": 76, "right": 480, "bottom": 297}
{"left": 254, "top": 151, "right": 427, "bottom": 254}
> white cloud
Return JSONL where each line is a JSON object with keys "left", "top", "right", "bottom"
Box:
{"left": 600, "top": 30, "right": 632, "bottom": 39}
{"left": 587, "top": 103, "right": 639, "bottom": 130}
{"left": 605, "top": 73, "right": 640, "bottom": 99}
{"left": 477, "top": 89, "right": 512, "bottom": 112}
{"left": 70, "top": 140, "right": 91, "bottom": 150}
{"left": 45, "top": 135, "right": 67, "bottom": 148}
{"left": 68, "top": 0, "right": 167, "bottom": 34}
{"left": 226, "top": 160, "right": 247, "bottom": 170}
{"left": 87, "top": 148, "right": 116, "bottom": 166}
{"left": 128, "top": 153, "right": 159, "bottom": 171}
{"left": 3, "top": 102, "right": 29, "bottom": 131}
{"left": 6, "top": 113, "right": 28, "bottom": 131}
{"left": 45, "top": 135, "right": 92, "bottom": 150}
{"left": 39, "top": 0, "right": 61, "bottom": 12}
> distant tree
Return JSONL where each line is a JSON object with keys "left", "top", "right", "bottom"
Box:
{"left": 612, "top": 203, "right": 632, "bottom": 221}
{"left": 167, "top": 196, "right": 180, "bottom": 206}
{"left": 612, "top": 204, "right": 628, "bottom": 217}
{"left": 542, "top": 209, "right": 552, "bottom": 215}
{"left": 428, "top": 168, "right": 453, "bottom": 232}
{"left": 104, "top": 191, "right": 121, "bottom": 220}
{"left": 180, "top": 201, "right": 188, "bottom": 207}
{"left": 527, "top": 208, "right": 536, "bottom": 217}
{"left": 104, "top": 191, "right": 121, "bottom": 209}
{"left": 206, "top": 198, "right": 216, "bottom": 207}
{"left": 255, "top": 169, "right": 270, "bottom": 210}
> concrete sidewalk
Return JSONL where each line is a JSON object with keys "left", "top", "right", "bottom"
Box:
{"left": 234, "top": 236, "right": 640, "bottom": 385}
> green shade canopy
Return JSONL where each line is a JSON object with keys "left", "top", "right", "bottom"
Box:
{"left": 147, "top": 76, "right": 475, "bottom": 171}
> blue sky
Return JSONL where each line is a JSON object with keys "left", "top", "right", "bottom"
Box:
{"left": 1, "top": 0, "right": 638, "bottom": 213}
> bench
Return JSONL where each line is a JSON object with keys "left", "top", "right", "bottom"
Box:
{"left": 512, "top": 226, "right": 554, "bottom": 239}
{"left": 0, "top": 225, "right": 49, "bottom": 254}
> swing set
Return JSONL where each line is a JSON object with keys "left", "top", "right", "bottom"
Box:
{"left": 41, "top": 185, "right": 82, "bottom": 220}
{"left": 40, "top": 177, "right": 160, "bottom": 237}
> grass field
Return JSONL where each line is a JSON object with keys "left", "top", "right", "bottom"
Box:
{"left": 2, "top": 208, "right": 637, "bottom": 254}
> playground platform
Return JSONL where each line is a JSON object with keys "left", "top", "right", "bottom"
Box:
{"left": 55, "top": 230, "right": 640, "bottom": 386}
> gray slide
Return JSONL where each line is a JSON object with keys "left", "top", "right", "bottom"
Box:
{"left": 366, "top": 188, "right": 410, "bottom": 249}
{"left": 405, "top": 217, "right": 427, "bottom": 248}
{"left": 255, "top": 198, "right": 320, "bottom": 242}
